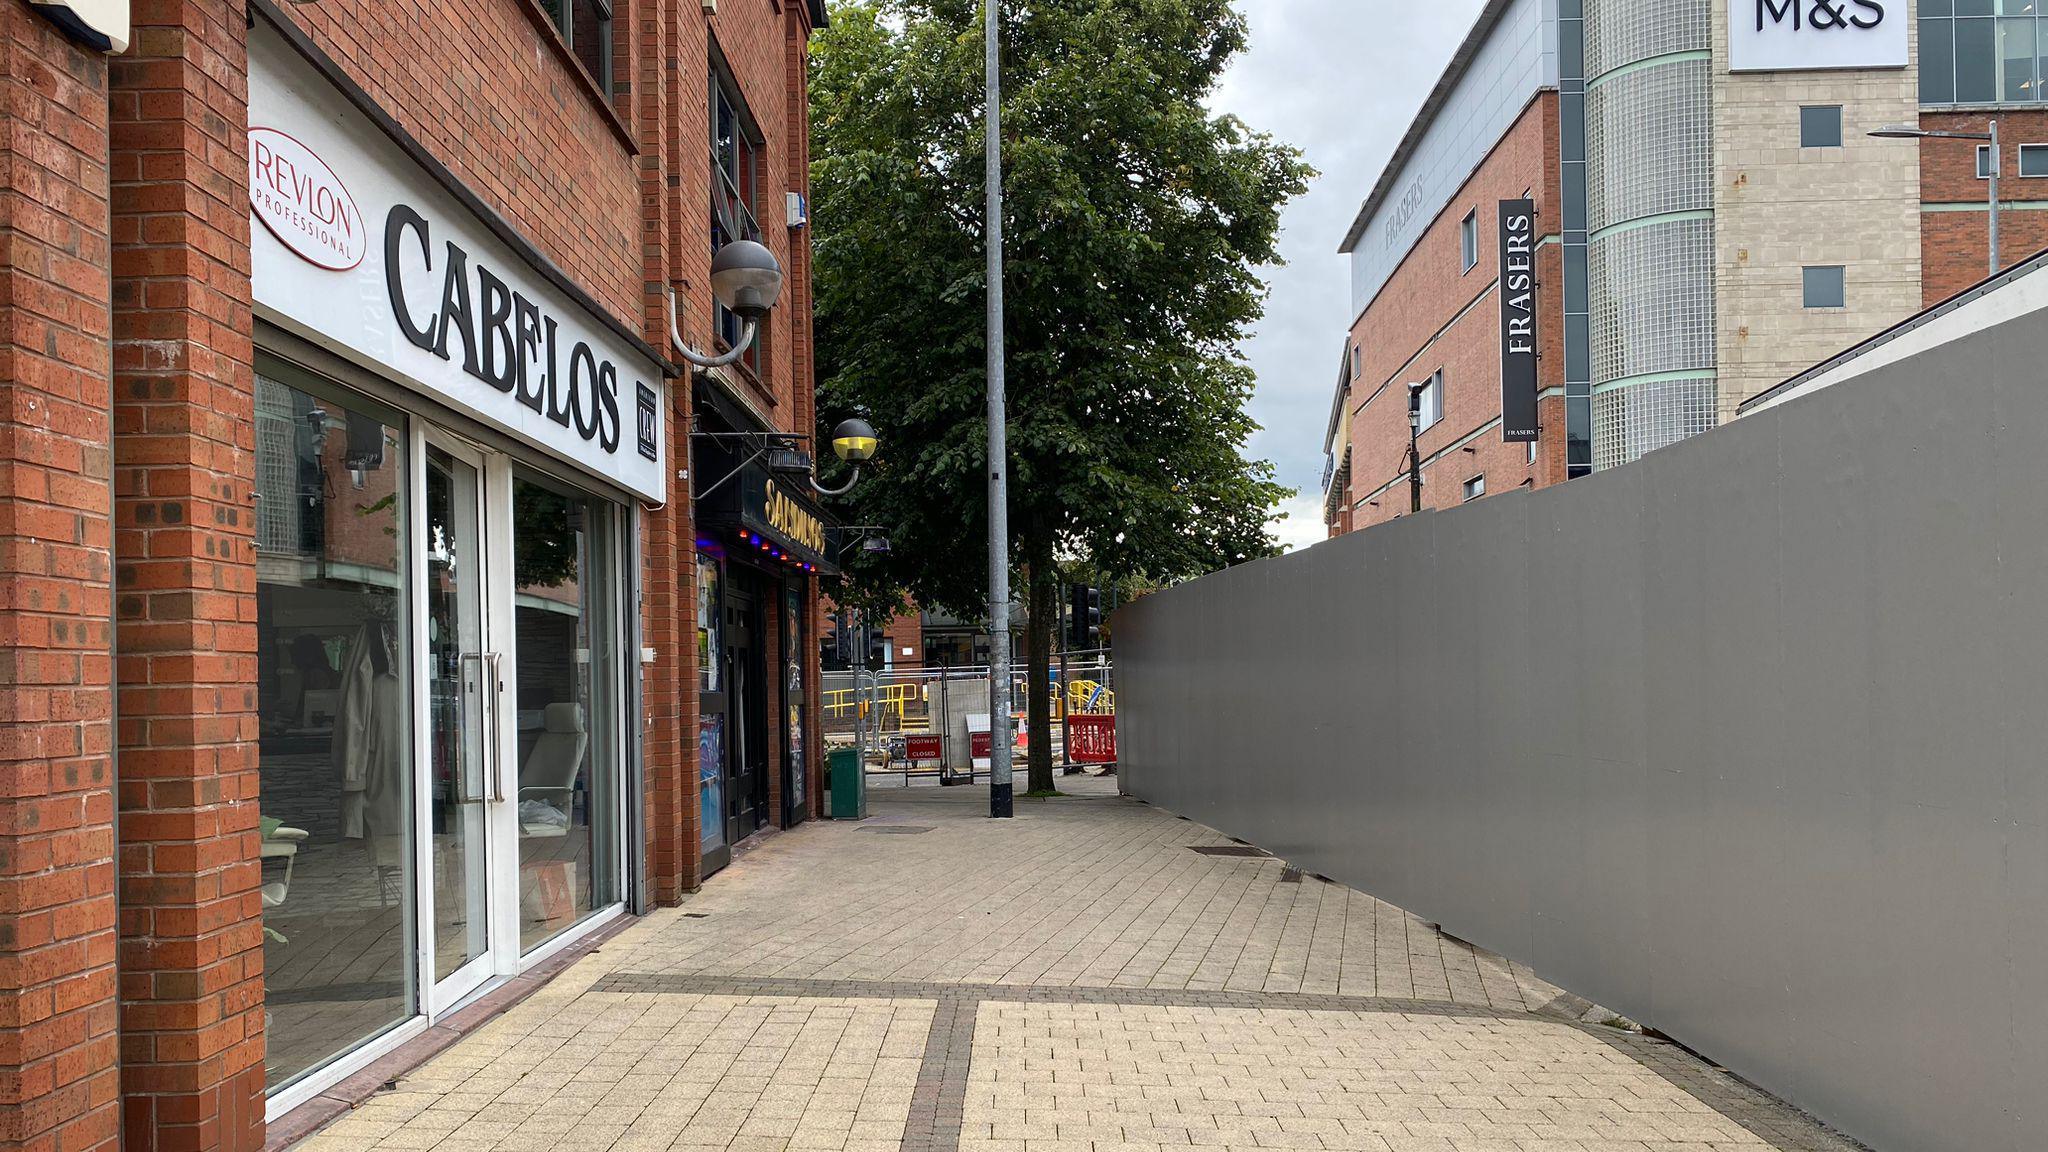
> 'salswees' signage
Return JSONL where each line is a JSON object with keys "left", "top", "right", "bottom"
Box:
{"left": 1497, "top": 199, "right": 1538, "bottom": 444}
{"left": 1729, "top": 0, "right": 1904, "bottom": 72}
{"left": 245, "top": 25, "right": 666, "bottom": 502}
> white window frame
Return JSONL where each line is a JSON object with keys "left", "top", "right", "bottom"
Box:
{"left": 1417, "top": 370, "right": 1444, "bottom": 432}
{"left": 1978, "top": 145, "right": 1997, "bottom": 180}
{"left": 1459, "top": 210, "right": 1478, "bottom": 273}
{"left": 1462, "top": 475, "right": 1485, "bottom": 502}
{"left": 2020, "top": 143, "right": 2048, "bottom": 178}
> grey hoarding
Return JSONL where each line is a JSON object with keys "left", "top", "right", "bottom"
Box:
{"left": 1498, "top": 197, "right": 1538, "bottom": 442}
{"left": 1115, "top": 309, "right": 2048, "bottom": 1152}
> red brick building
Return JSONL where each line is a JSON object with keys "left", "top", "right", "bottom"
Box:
{"left": 1332, "top": 93, "right": 1567, "bottom": 532}
{"left": 1919, "top": 108, "right": 2048, "bottom": 306}
{"left": 0, "top": 0, "right": 834, "bottom": 1146}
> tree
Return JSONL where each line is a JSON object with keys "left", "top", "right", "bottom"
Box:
{"left": 811, "top": 0, "right": 1306, "bottom": 793}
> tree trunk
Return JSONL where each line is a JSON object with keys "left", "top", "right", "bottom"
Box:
{"left": 1025, "top": 526, "right": 1056, "bottom": 794}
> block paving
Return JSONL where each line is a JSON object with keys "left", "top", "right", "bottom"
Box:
{"left": 289, "top": 777, "right": 1865, "bottom": 1152}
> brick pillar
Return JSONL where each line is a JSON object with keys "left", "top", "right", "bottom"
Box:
{"left": 108, "top": 3, "right": 264, "bottom": 1148}
{"left": 672, "top": 2, "right": 711, "bottom": 894}
{"left": 0, "top": 11, "right": 120, "bottom": 1152}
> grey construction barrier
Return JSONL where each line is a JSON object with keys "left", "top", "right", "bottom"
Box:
{"left": 1115, "top": 309, "right": 2048, "bottom": 1152}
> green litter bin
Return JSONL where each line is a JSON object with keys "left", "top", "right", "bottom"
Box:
{"left": 829, "top": 746, "right": 866, "bottom": 820}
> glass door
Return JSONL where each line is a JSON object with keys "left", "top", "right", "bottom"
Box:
{"left": 423, "top": 439, "right": 497, "bottom": 1009}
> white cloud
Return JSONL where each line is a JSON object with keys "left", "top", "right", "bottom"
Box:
{"left": 1268, "top": 492, "right": 1330, "bottom": 554}
{"left": 1215, "top": 0, "right": 1488, "bottom": 509}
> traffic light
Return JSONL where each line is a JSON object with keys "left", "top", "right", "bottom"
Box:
{"left": 866, "top": 627, "right": 888, "bottom": 669}
{"left": 1068, "top": 585, "right": 1102, "bottom": 649}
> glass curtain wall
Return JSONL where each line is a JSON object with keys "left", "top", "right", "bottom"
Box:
{"left": 254, "top": 367, "right": 413, "bottom": 1089}
{"left": 1922, "top": 1, "right": 2048, "bottom": 105}
{"left": 511, "top": 472, "right": 624, "bottom": 951}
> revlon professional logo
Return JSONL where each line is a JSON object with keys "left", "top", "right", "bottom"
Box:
{"left": 249, "top": 127, "right": 366, "bottom": 271}
{"left": 1729, "top": 0, "right": 1904, "bottom": 72}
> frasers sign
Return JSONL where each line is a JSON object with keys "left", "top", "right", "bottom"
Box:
{"left": 245, "top": 24, "right": 666, "bottom": 502}
{"left": 1729, "top": 0, "right": 1905, "bottom": 72}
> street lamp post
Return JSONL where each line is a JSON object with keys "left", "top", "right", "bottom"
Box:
{"left": 1406, "top": 381, "right": 1425, "bottom": 515}
{"left": 984, "top": 0, "right": 1014, "bottom": 818}
{"left": 1871, "top": 119, "right": 2000, "bottom": 279}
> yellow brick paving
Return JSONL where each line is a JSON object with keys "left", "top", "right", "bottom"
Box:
{"left": 292, "top": 778, "right": 1861, "bottom": 1152}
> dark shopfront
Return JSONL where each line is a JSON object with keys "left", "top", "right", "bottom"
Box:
{"left": 693, "top": 387, "right": 835, "bottom": 875}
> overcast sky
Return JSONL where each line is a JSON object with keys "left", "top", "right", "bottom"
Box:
{"left": 1212, "top": 0, "right": 1487, "bottom": 551}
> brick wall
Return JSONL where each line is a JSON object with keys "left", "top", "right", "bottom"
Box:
{"left": 0, "top": 10, "right": 119, "bottom": 1152}
{"left": 275, "top": 0, "right": 645, "bottom": 328}
{"left": 1920, "top": 108, "right": 2048, "bottom": 305}
{"left": 1344, "top": 95, "right": 1563, "bottom": 533}
{"left": 108, "top": 0, "right": 265, "bottom": 1146}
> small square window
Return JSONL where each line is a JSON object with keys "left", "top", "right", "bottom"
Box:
{"left": 2021, "top": 144, "right": 2048, "bottom": 178}
{"left": 1460, "top": 210, "right": 1478, "bottom": 273}
{"left": 1462, "top": 475, "right": 1485, "bottom": 502}
{"left": 1799, "top": 105, "right": 1842, "bottom": 148}
{"left": 1803, "top": 265, "right": 1846, "bottom": 309}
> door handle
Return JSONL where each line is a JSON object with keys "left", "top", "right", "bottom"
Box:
{"left": 457, "top": 653, "right": 490, "bottom": 803}
{"left": 484, "top": 652, "right": 507, "bottom": 803}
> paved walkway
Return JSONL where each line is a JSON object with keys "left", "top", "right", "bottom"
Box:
{"left": 293, "top": 776, "right": 1864, "bottom": 1152}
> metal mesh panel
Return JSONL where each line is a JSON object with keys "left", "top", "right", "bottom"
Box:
{"left": 1588, "top": 216, "right": 1717, "bottom": 386}
{"left": 1584, "top": 0, "right": 1708, "bottom": 78}
{"left": 255, "top": 375, "right": 303, "bottom": 557}
{"left": 1585, "top": 59, "right": 1712, "bottom": 232}
{"left": 1592, "top": 375, "right": 1718, "bottom": 471}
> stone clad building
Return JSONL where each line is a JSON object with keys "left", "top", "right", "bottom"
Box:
{"left": 1326, "top": 0, "right": 2048, "bottom": 536}
{"left": 0, "top": 0, "right": 836, "bottom": 1146}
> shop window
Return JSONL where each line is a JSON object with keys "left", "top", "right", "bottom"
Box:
{"left": 254, "top": 366, "right": 413, "bottom": 1090}
{"left": 1460, "top": 209, "right": 1478, "bottom": 273}
{"left": 511, "top": 473, "right": 624, "bottom": 952}
{"left": 1799, "top": 106, "right": 1842, "bottom": 149}
{"left": 542, "top": 0, "right": 613, "bottom": 93}
{"left": 698, "top": 557, "right": 726, "bottom": 852}
{"left": 1803, "top": 265, "right": 1847, "bottom": 309}
{"left": 712, "top": 72, "right": 764, "bottom": 376}
{"left": 1920, "top": 8, "right": 2045, "bottom": 105}
{"left": 2022, "top": 143, "right": 2048, "bottom": 176}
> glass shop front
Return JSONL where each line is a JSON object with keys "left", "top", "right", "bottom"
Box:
{"left": 247, "top": 18, "right": 664, "bottom": 1111}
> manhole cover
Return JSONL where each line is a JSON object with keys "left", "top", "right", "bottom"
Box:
{"left": 860, "top": 826, "right": 934, "bottom": 835}
{"left": 1190, "top": 845, "right": 1270, "bottom": 858}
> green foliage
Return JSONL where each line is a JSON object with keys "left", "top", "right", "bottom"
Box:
{"left": 810, "top": 0, "right": 1307, "bottom": 616}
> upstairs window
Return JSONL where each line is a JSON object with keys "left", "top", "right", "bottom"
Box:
{"left": 1416, "top": 370, "right": 1444, "bottom": 433}
{"left": 543, "top": 0, "right": 613, "bottom": 92}
{"left": 1921, "top": 5, "right": 2045, "bottom": 105}
{"left": 712, "top": 73, "right": 764, "bottom": 375}
{"left": 1799, "top": 105, "right": 1843, "bottom": 148}
{"left": 1460, "top": 210, "right": 1478, "bottom": 273}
